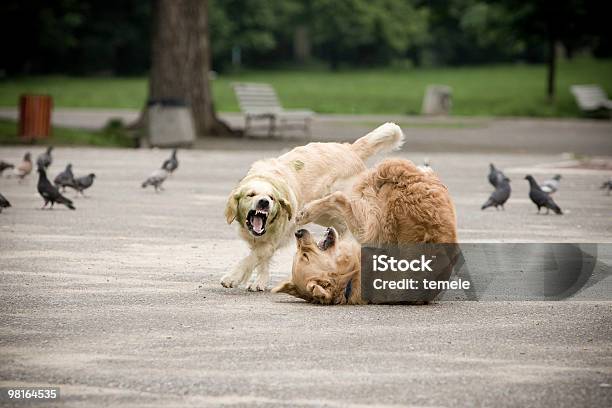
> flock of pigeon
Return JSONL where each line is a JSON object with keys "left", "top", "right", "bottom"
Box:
{"left": 0, "top": 146, "right": 95, "bottom": 211}
{"left": 1, "top": 149, "right": 609, "bottom": 214}
{"left": 0, "top": 147, "right": 179, "bottom": 213}
{"left": 480, "top": 163, "right": 612, "bottom": 214}
{"left": 481, "top": 163, "right": 563, "bottom": 214}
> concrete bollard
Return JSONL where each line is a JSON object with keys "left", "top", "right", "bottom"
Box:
{"left": 147, "top": 99, "right": 196, "bottom": 147}
{"left": 421, "top": 85, "right": 452, "bottom": 116}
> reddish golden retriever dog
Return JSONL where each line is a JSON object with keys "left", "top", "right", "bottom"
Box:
{"left": 272, "top": 158, "right": 457, "bottom": 304}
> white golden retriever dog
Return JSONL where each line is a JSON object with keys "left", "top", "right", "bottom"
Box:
{"left": 222, "top": 123, "right": 405, "bottom": 291}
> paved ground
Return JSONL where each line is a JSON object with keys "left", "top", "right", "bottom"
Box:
{"left": 0, "top": 129, "right": 611, "bottom": 407}
{"left": 2, "top": 108, "right": 612, "bottom": 155}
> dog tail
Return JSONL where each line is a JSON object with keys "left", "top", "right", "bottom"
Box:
{"left": 350, "top": 122, "right": 405, "bottom": 160}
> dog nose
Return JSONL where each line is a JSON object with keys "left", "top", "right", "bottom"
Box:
{"left": 295, "top": 229, "right": 306, "bottom": 238}
{"left": 257, "top": 198, "right": 269, "bottom": 209}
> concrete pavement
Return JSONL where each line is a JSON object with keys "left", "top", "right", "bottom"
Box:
{"left": 0, "top": 141, "right": 611, "bottom": 407}
{"left": 1, "top": 107, "right": 611, "bottom": 155}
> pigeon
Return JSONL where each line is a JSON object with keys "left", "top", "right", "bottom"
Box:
{"left": 488, "top": 163, "right": 506, "bottom": 187}
{"left": 37, "top": 167, "right": 75, "bottom": 210}
{"left": 0, "top": 160, "right": 14, "bottom": 175}
{"left": 36, "top": 146, "right": 54, "bottom": 169}
{"left": 525, "top": 175, "right": 562, "bottom": 215}
{"left": 13, "top": 152, "right": 33, "bottom": 179}
{"left": 418, "top": 157, "right": 433, "bottom": 173}
{"left": 481, "top": 176, "right": 511, "bottom": 210}
{"left": 540, "top": 174, "right": 562, "bottom": 194}
{"left": 162, "top": 148, "right": 179, "bottom": 174}
{"left": 142, "top": 168, "right": 169, "bottom": 192}
{"left": 601, "top": 178, "right": 612, "bottom": 195}
{"left": 72, "top": 173, "right": 96, "bottom": 196}
{"left": 54, "top": 164, "right": 76, "bottom": 192}
{"left": 0, "top": 192, "right": 10, "bottom": 213}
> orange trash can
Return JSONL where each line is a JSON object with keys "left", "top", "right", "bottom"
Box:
{"left": 19, "top": 95, "right": 53, "bottom": 141}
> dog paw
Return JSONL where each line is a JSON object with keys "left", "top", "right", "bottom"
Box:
{"left": 247, "top": 281, "right": 267, "bottom": 292}
{"left": 295, "top": 208, "right": 311, "bottom": 225}
{"left": 220, "top": 276, "right": 237, "bottom": 288}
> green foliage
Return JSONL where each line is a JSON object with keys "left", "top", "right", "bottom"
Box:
{"left": 460, "top": 3, "right": 517, "bottom": 51}
{"left": 0, "top": 0, "right": 150, "bottom": 75}
{"left": 497, "top": 0, "right": 611, "bottom": 59}
{"left": 1, "top": 58, "right": 610, "bottom": 118}
{"left": 423, "top": 0, "right": 536, "bottom": 66}
{"left": 310, "top": 0, "right": 429, "bottom": 68}
{"left": 101, "top": 119, "right": 135, "bottom": 143}
{"left": 209, "top": 0, "right": 305, "bottom": 69}
{"left": 1, "top": 0, "right": 610, "bottom": 74}
{"left": 0, "top": 120, "right": 135, "bottom": 147}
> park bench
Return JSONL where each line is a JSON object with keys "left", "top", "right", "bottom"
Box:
{"left": 570, "top": 85, "right": 612, "bottom": 117}
{"left": 232, "top": 82, "right": 313, "bottom": 137}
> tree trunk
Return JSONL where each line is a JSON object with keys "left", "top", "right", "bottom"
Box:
{"left": 546, "top": 28, "right": 556, "bottom": 104}
{"left": 293, "top": 26, "right": 311, "bottom": 63}
{"left": 148, "top": 0, "right": 234, "bottom": 137}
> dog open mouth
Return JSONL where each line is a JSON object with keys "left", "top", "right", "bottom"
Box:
{"left": 317, "top": 228, "right": 336, "bottom": 251}
{"left": 247, "top": 209, "right": 268, "bottom": 236}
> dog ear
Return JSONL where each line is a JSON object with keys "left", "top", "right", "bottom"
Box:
{"left": 272, "top": 280, "right": 299, "bottom": 296}
{"left": 224, "top": 190, "right": 240, "bottom": 224}
{"left": 279, "top": 197, "right": 293, "bottom": 221}
{"left": 306, "top": 281, "right": 332, "bottom": 304}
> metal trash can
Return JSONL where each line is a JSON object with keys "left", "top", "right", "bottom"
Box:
{"left": 421, "top": 85, "right": 452, "bottom": 116}
{"left": 147, "top": 98, "right": 196, "bottom": 147}
{"left": 19, "top": 94, "right": 53, "bottom": 141}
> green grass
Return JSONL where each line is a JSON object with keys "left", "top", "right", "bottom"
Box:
{"left": 0, "top": 120, "right": 135, "bottom": 147}
{"left": 1, "top": 58, "right": 611, "bottom": 117}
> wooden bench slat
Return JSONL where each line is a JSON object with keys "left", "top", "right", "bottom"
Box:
{"left": 238, "top": 99, "right": 279, "bottom": 104}
{"left": 234, "top": 88, "right": 276, "bottom": 94}
{"left": 570, "top": 85, "right": 612, "bottom": 113}
{"left": 236, "top": 88, "right": 276, "bottom": 92}
{"left": 237, "top": 95, "right": 280, "bottom": 100}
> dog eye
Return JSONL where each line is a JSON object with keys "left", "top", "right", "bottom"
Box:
{"left": 269, "top": 196, "right": 274, "bottom": 201}
{"left": 302, "top": 253, "right": 309, "bottom": 261}
{"left": 246, "top": 193, "right": 255, "bottom": 197}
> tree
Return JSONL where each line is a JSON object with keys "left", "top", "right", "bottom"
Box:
{"left": 0, "top": 0, "right": 150, "bottom": 75}
{"left": 148, "top": 0, "right": 232, "bottom": 137}
{"left": 310, "top": 0, "right": 429, "bottom": 69}
{"left": 424, "top": 0, "right": 527, "bottom": 67}
{"left": 499, "top": 0, "right": 595, "bottom": 103}
{"left": 208, "top": 0, "right": 305, "bottom": 70}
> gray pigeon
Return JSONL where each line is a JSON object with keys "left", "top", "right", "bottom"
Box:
{"left": 73, "top": 173, "right": 96, "bottom": 196}
{"left": 418, "top": 157, "right": 433, "bottom": 173}
{"left": 0, "top": 160, "right": 14, "bottom": 175}
{"left": 525, "top": 175, "right": 562, "bottom": 215}
{"left": 488, "top": 163, "right": 506, "bottom": 187}
{"left": 0, "top": 192, "right": 11, "bottom": 213}
{"left": 601, "top": 178, "right": 612, "bottom": 195}
{"left": 37, "top": 168, "right": 75, "bottom": 210}
{"left": 54, "top": 164, "right": 76, "bottom": 192}
{"left": 36, "top": 146, "right": 53, "bottom": 169}
{"left": 13, "top": 152, "right": 33, "bottom": 180}
{"left": 540, "top": 174, "right": 561, "bottom": 194}
{"left": 142, "top": 168, "right": 169, "bottom": 192}
{"left": 481, "top": 177, "right": 511, "bottom": 210}
{"left": 162, "top": 148, "right": 179, "bottom": 174}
